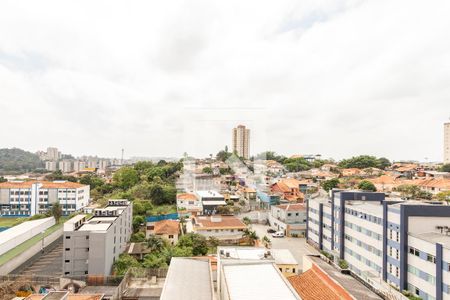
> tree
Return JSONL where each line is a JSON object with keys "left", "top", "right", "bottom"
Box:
{"left": 242, "top": 217, "right": 251, "bottom": 225}
{"left": 358, "top": 180, "right": 377, "bottom": 192}
{"left": 283, "top": 157, "right": 312, "bottom": 172}
{"left": 130, "top": 232, "right": 147, "bottom": 242}
{"left": 243, "top": 228, "right": 259, "bottom": 246}
{"left": 147, "top": 235, "right": 165, "bottom": 252}
{"left": 255, "top": 151, "right": 286, "bottom": 163}
{"left": 262, "top": 236, "right": 271, "bottom": 248}
{"left": 440, "top": 164, "right": 450, "bottom": 172}
{"left": 0, "top": 176, "right": 6, "bottom": 183}
{"left": 321, "top": 178, "right": 340, "bottom": 192}
{"left": 202, "top": 167, "right": 213, "bottom": 174}
{"left": 177, "top": 233, "right": 208, "bottom": 256}
{"left": 207, "top": 236, "right": 220, "bottom": 252}
{"left": 395, "top": 184, "right": 431, "bottom": 199}
{"left": 113, "top": 167, "right": 139, "bottom": 190}
{"left": 51, "top": 202, "right": 62, "bottom": 224}
{"left": 338, "top": 155, "right": 390, "bottom": 169}
{"left": 132, "top": 215, "right": 145, "bottom": 232}
{"left": 113, "top": 254, "right": 140, "bottom": 275}
{"left": 142, "top": 253, "right": 168, "bottom": 269}
{"left": 436, "top": 191, "right": 450, "bottom": 203}
{"left": 79, "top": 174, "right": 105, "bottom": 189}
{"left": 216, "top": 150, "right": 232, "bottom": 162}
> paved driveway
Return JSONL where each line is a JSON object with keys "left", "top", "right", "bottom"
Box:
{"left": 251, "top": 223, "right": 318, "bottom": 272}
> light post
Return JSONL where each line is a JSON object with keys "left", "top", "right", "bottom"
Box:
{"left": 41, "top": 230, "right": 45, "bottom": 253}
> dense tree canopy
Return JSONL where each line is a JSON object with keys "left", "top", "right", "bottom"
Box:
{"left": 441, "top": 164, "right": 450, "bottom": 172}
{"left": 321, "top": 178, "right": 340, "bottom": 192}
{"left": 0, "top": 148, "right": 44, "bottom": 174}
{"left": 338, "top": 155, "right": 391, "bottom": 170}
{"left": 358, "top": 180, "right": 377, "bottom": 191}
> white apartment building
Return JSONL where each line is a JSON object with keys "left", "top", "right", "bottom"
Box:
{"left": 73, "top": 161, "right": 86, "bottom": 172}
{"left": 62, "top": 199, "right": 132, "bottom": 276}
{"left": 307, "top": 190, "right": 450, "bottom": 300}
{"left": 45, "top": 161, "right": 58, "bottom": 171}
{"left": 58, "top": 160, "right": 73, "bottom": 173}
{"left": 445, "top": 122, "right": 450, "bottom": 164}
{"left": 0, "top": 180, "right": 90, "bottom": 217}
{"left": 47, "top": 147, "right": 60, "bottom": 161}
{"left": 268, "top": 203, "right": 307, "bottom": 237}
{"left": 232, "top": 125, "right": 250, "bottom": 159}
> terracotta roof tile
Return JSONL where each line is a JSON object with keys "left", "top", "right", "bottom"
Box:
{"left": 0, "top": 180, "right": 86, "bottom": 189}
{"left": 288, "top": 269, "right": 342, "bottom": 300}
{"left": 193, "top": 216, "right": 246, "bottom": 229}
{"left": 154, "top": 220, "right": 180, "bottom": 235}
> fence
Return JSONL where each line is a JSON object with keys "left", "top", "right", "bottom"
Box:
{"left": 0, "top": 274, "right": 60, "bottom": 286}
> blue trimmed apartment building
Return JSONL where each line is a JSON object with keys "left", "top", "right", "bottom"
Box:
{"left": 0, "top": 180, "right": 90, "bottom": 217}
{"left": 307, "top": 190, "right": 450, "bottom": 300}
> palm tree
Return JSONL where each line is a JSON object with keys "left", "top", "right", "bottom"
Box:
{"left": 243, "top": 229, "right": 259, "bottom": 246}
{"left": 147, "top": 235, "right": 164, "bottom": 253}
{"left": 262, "top": 235, "right": 271, "bottom": 248}
{"left": 242, "top": 217, "right": 251, "bottom": 226}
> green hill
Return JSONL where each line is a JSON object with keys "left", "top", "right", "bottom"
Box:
{"left": 0, "top": 148, "right": 44, "bottom": 174}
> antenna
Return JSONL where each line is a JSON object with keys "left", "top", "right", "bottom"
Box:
{"left": 121, "top": 149, "right": 124, "bottom": 165}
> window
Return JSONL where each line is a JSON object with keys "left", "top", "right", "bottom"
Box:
{"left": 65, "top": 272, "right": 70, "bottom": 275}
{"left": 293, "top": 268, "right": 296, "bottom": 273}
{"left": 65, "top": 260, "right": 70, "bottom": 263}
{"left": 86, "top": 236, "right": 89, "bottom": 240}
{"left": 169, "top": 235, "right": 174, "bottom": 238}
{"left": 427, "top": 254, "right": 436, "bottom": 263}
{"left": 65, "top": 236, "right": 71, "bottom": 239}
{"left": 65, "top": 248, "right": 70, "bottom": 251}
{"left": 85, "top": 271, "right": 88, "bottom": 274}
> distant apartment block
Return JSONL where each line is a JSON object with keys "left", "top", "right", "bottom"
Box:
{"left": 59, "top": 160, "right": 73, "bottom": 173}
{"left": 445, "top": 122, "right": 450, "bottom": 164}
{"left": 74, "top": 161, "right": 87, "bottom": 172}
{"left": 232, "top": 125, "right": 250, "bottom": 159}
{"left": 307, "top": 190, "right": 450, "bottom": 300}
{"left": 0, "top": 180, "right": 90, "bottom": 217}
{"left": 45, "top": 161, "right": 58, "bottom": 171}
{"left": 46, "top": 147, "right": 60, "bottom": 161}
{"left": 62, "top": 199, "right": 132, "bottom": 276}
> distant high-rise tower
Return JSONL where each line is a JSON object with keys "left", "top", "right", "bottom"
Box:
{"left": 232, "top": 125, "right": 250, "bottom": 159}
{"left": 445, "top": 122, "right": 450, "bottom": 164}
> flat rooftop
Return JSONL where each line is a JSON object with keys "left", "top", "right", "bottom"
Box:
{"left": 222, "top": 263, "right": 299, "bottom": 300}
{"left": 410, "top": 232, "right": 450, "bottom": 249}
{"left": 346, "top": 201, "right": 383, "bottom": 217}
{"left": 160, "top": 257, "right": 213, "bottom": 300}
{"left": 196, "top": 190, "right": 224, "bottom": 198}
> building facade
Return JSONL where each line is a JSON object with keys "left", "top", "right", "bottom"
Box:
{"left": 62, "top": 199, "right": 132, "bottom": 276}
{"left": 269, "top": 203, "right": 307, "bottom": 237}
{"left": 232, "top": 125, "right": 250, "bottom": 159}
{"left": 0, "top": 180, "right": 90, "bottom": 217}
{"left": 445, "top": 122, "right": 450, "bottom": 164}
{"left": 307, "top": 190, "right": 450, "bottom": 300}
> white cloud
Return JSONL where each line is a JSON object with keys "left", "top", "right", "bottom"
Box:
{"left": 0, "top": 0, "right": 449, "bottom": 161}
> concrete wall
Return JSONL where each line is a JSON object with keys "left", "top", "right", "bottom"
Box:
{"left": 0, "top": 227, "right": 62, "bottom": 275}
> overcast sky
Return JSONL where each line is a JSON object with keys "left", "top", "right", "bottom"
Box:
{"left": 1, "top": 0, "right": 449, "bottom": 161}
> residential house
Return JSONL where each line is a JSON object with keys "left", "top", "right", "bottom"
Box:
{"left": 269, "top": 203, "right": 307, "bottom": 237}
{"left": 187, "top": 215, "right": 246, "bottom": 245}
{"left": 147, "top": 219, "right": 180, "bottom": 245}
{"left": 195, "top": 190, "right": 227, "bottom": 215}
{"left": 271, "top": 178, "right": 304, "bottom": 203}
{"left": 125, "top": 242, "right": 151, "bottom": 260}
{"left": 176, "top": 193, "right": 202, "bottom": 215}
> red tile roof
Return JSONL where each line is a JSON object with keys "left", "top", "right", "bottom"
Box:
{"left": 193, "top": 216, "right": 246, "bottom": 230}
{"left": 0, "top": 180, "right": 87, "bottom": 189}
{"left": 154, "top": 220, "right": 180, "bottom": 235}
{"left": 288, "top": 268, "right": 345, "bottom": 300}
{"left": 177, "top": 193, "right": 197, "bottom": 200}
{"left": 275, "top": 203, "right": 305, "bottom": 211}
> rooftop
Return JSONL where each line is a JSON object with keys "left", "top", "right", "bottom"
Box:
{"left": 154, "top": 220, "right": 180, "bottom": 235}
{"left": 0, "top": 180, "right": 87, "bottom": 189}
{"left": 410, "top": 232, "right": 450, "bottom": 249}
{"left": 306, "top": 256, "right": 382, "bottom": 300}
{"left": 196, "top": 190, "right": 224, "bottom": 198}
{"left": 222, "top": 263, "right": 299, "bottom": 300}
{"left": 193, "top": 216, "right": 246, "bottom": 229}
{"left": 271, "top": 249, "right": 298, "bottom": 265}
{"left": 275, "top": 203, "right": 305, "bottom": 212}
{"left": 160, "top": 257, "right": 213, "bottom": 300}
{"left": 288, "top": 269, "right": 342, "bottom": 300}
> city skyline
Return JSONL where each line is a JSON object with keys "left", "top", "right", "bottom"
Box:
{"left": 1, "top": 1, "right": 450, "bottom": 161}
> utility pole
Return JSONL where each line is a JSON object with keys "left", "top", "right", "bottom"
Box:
{"left": 121, "top": 149, "right": 124, "bottom": 165}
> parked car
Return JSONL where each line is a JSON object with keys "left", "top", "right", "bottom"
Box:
{"left": 272, "top": 231, "right": 285, "bottom": 238}
{"left": 267, "top": 228, "right": 276, "bottom": 233}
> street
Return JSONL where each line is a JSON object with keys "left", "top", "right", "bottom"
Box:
{"left": 251, "top": 223, "right": 319, "bottom": 272}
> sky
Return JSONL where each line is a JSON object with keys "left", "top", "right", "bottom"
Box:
{"left": 1, "top": 0, "right": 449, "bottom": 162}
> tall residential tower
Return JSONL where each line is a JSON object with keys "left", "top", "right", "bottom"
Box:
{"left": 232, "top": 125, "right": 250, "bottom": 159}
{"left": 445, "top": 122, "right": 450, "bottom": 164}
